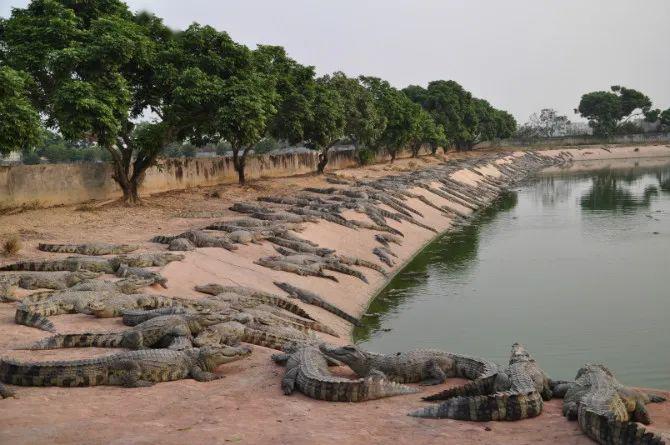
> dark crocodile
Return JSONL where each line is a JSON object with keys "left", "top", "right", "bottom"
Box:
{"left": 272, "top": 344, "right": 418, "bottom": 402}
{"left": 561, "top": 363, "right": 666, "bottom": 445}
{"left": 38, "top": 243, "right": 139, "bottom": 255}
{"left": 273, "top": 282, "right": 361, "bottom": 326}
{"left": 410, "top": 343, "right": 553, "bottom": 421}
{"left": 319, "top": 344, "right": 499, "bottom": 385}
{"left": 0, "top": 346, "right": 251, "bottom": 390}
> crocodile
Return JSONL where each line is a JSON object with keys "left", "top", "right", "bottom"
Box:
{"left": 372, "top": 247, "right": 395, "bottom": 267}
{"left": 38, "top": 243, "right": 139, "bottom": 255}
{"left": 319, "top": 344, "right": 499, "bottom": 385}
{"left": 410, "top": 343, "right": 552, "bottom": 420}
{"left": 273, "top": 282, "right": 361, "bottom": 326}
{"left": 194, "top": 320, "right": 318, "bottom": 351}
{"left": 68, "top": 278, "right": 154, "bottom": 294}
{"left": 23, "top": 312, "right": 228, "bottom": 350}
{"left": 272, "top": 344, "right": 418, "bottom": 402}
{"left": 168, "top": 238, "right": 196, "bottom": 251}
{"left": 267, "top": 253, "right": 369, "bottom": 283}
{"left": 266, "top": 237, "right": 335, "bottom": 256}
{"left": 15, "top": 291, "right": 193, "bottom": 331}
{"left": 122, "top": 307, "right": 191, "bottom": 326}
{"left": 0, "top": 345, "right": 251, "bottom": 389}
{"left": 374, "top": 234, "right": 403, "bottom": 247}
{"left": 116, "top": 264, "right": 168, "bottom": 288}
{"left": 152, "top": 230, "right": 237, "bottom": 251}
{"left": 0, "top": 271, "right": 102, "bottom": 301}
{"left": 254, "top": 257, "right": 339, "bottom": 282}
{"left": 193, "top": 284, "right": 315, "bottom": 320}
{"left": 0, "top": 253, "right": 183, "bottom": 273}
{"left": 561, "top": 363, "right": 666, "bottom": 445}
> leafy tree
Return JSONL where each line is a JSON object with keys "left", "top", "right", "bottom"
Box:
{"left": 645, "top": 107, "right": 670, "bottom": 132}
{"left": 576, "top": 86, "right": 652, "bottom": 137}
{"left": 304, "top": 76, "right": 346, "bottom": 173}
{"left": 0, "top": 66, "right": 41, "bottom": 156}
{"left": 517, "top": 108, "right": 569, "bottom": 139}
{"left": 408, "top": 109, "right": 441, "bottom": 157}
{"left": 2, "top": 0, "right": 177, "bottom": 203}
{"left": 254, "top": 45, "right": 316, "bottom": 146}
{"left": 328, "top": 72, "right": 386, "bottom": 152}
{"left": 363, "top": 77, "right": 418, "bottom": 162}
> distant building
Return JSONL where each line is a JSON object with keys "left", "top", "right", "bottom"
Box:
{"left": 0, "top": 151, "right": 22, "bottom": 165}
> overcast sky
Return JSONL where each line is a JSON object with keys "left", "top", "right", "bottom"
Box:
{"left": 2, "top": 0, "right": 669, "bottom": 122}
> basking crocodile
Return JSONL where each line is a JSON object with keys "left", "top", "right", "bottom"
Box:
{"left": 410, "top": 343, "right": 553, "bottom": 421}
{"left": 254, "top": 257, "right": 339, "bottom": 282}
{"left": 194, "top": 284, "right": 315, "bottom": 320}
{"left": 0, "top": 252, "right": 183, "bottom": 273}
{"left": 15, "top": 291, "right": 193, "bottom": 331}
{"left": 372, "top": 247, "right": 395, "bottom": 267}
{"left": 152, "top": 230, "right": 237, "bottom": 251}
{"left": 319, "top": 344, "right": 498, "bottom": 385}
{"left": 168, "top": 238, "right": 196, "bottom": 251}
{"left": 23, "top": 312, "right": 228, "bottom": 350}
{"left": 0, "top": 345, "right": 251, "bottom": 389}
{"left": 116, "top": 265, "right": 167, "bottom": 288}
{"left": 38, "top": 243, "right": 139, "bottom": 255}
{"left": 68, "top": 278, "right": 153, "bottom": 294}
{"left": 268, "top": 254, "right": 368, "bottom": 283}
{"left": 272, "top": 344, "right": 418, "bottom": 402}
{"left": 195, "top": 320, "right": 318, "bottom": 351}
{"left": 374, "top": 234, "right": 402, "bottom": 247}
{"left": 561, "top": 363, "right": 666, "bottom": 445}
{"left": 0, "top": 271, "right": 101, "bottom": 301}
{"left": 273, "top": 282, "right": 361, "bottom": 326}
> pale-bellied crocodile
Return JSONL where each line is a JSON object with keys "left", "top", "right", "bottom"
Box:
{"left": 152, "top": 230, "right": 237, "bottom": 251}
{"left": 273, "top": 282, "right": 361, "bottom": 326}
{"left": 319, "top": 344, "right": 499, "bottom": 385}
{"left": 272, "top": 344, "right": 418, "bottom": 402}
{"left": 561, "top": 363, "right": 666, "bottom": 445}
{"left": 0, "top": 346, "right": 251, "bottom": 390}
{"left": 116, "top": 264, "right": 168, "bottom": 288}
{"left": 410, "top": 343, "right": 553, "bottom": 421}
{"left": 22, "top": 312, "right": 228, "bottom": 350}
{"left": 38, "top": 243, "right": 139, "bottom": 255}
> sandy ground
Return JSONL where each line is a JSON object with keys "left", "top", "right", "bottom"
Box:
{"left": 1, "top": 145, "right": 670, "bottom": 444}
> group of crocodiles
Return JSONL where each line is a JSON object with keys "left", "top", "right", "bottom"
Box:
{"left": 2, "top": 150, "right": 663, "bottom": 443}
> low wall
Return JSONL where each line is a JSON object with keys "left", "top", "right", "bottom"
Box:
{"left": 0, "top": 147, "right": 424, "bottom": 209}
{"left": 478, "top": 132, "right": 670, "bottom": 149}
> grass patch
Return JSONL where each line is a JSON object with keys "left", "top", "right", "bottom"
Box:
{"left": 2, "top": 234, "right": 22, "bottom": 257}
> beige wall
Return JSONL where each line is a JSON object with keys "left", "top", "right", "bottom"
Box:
{"left": 0, "top": 148, "right": 425, "bottom": 209}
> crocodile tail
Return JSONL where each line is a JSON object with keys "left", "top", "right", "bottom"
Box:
{"left": 319, "top": 303, "right": 361, "bottom": 326}
{"left": 0, "top": 357, "right": 105, "bottom": 387}
{"left": 151, "top": 235, "right": 176, "bottom": 244}
{"left": 25, "top": 332, "right": 124, "bottom": 349}
{"left": 241, "top": 329, "right": 294, "bottom": 351}
{"left": 423, "top": 374, "right": 497, "bottom": 401}
{"left": 578, "top": 408, "right": 666, "bottom": 445}
{"left": 38, "top": 243, "right": 75, "bottom": 253}
{"left": 14, "top": 306, "right": 56, "bottom": 332}
{"left": 0, "top": 261, "right": 36, "bottom": 271}
{"left": 301, "top": 376, "right": 417, "bottom": 402}
{"left": 409, "top": 391, "right": 544, "bottom": 421}
{"left": 301, "top": 320, "right": 339, "bottom": 338}
{"left": 269, "top": 297, "right": 314, "bottom": 321}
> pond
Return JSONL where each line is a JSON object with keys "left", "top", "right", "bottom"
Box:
{"left": 354, "top": 159, "right": 670, "bottom": 388}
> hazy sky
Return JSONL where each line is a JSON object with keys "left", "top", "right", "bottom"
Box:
{"left": 2, "top": 0, "right": 669, "bottom": 122}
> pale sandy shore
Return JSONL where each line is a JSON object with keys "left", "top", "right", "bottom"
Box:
{"left": 1, "top": 145, "right": 669, "bottom": 444}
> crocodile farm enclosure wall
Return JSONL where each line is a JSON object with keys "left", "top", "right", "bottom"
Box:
{"left": 1, "top": 145, "right": 670, "bottom": 445}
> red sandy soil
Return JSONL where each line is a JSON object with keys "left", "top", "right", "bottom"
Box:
{"left": 1, "top": 146, "right": 669, "bottom": 444}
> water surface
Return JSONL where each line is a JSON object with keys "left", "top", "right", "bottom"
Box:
{"left": 355, "top": 160, "right": 670, "bottom": 388}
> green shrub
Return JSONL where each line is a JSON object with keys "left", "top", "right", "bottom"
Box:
{"left": 357, "top": 148, "right": 374, "bottom": 166}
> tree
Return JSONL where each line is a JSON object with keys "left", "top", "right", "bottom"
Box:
{"left": 645, "top": 107, "right": 670, "bottom": 132}
{"left": 0, "top": 66, "right": 41, "bottom": 156}
{"left": 517, "top": 108, "right": 569, "bottom": 139}
{"left": 408, "top": 109, "right": 440, "bottom": 157}
{"left": 2, "top": 1, "right": 177, "bottom": 203}
{"left": 328, "top": 72, "right": 386, "bottom": 152}
{"left": 363, "top": 77, "right": 418, "bottom": 162}
{"left": 304, "top": 76, "right": 346, "bottom": 173}
{"left": 576, "top": 86, "right": 652, "bottom": 137}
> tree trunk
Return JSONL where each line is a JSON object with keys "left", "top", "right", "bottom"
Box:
{"left": 317, "top": 147, "right": 329, "bottom": 174}
{"left": 232, "top": 146, "right": 248, "bottom": 185}
{"left": 390, "top": 150, "right": 397, "bottom": 163}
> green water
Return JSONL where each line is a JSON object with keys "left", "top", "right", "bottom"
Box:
{"left": 354, "top": 160, "right": 670, "bottom": 388}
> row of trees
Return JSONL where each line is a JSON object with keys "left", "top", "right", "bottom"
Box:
{"left": 0, "top": 0, "right": 515, "bottom": 203}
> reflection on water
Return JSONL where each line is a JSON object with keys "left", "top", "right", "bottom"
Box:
{"left": 355, "top": 161, "right": 670, "bottom": 388}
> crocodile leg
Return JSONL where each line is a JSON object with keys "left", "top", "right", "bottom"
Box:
{"left": 281, "top": 367, "right": 299, "bottom": 395}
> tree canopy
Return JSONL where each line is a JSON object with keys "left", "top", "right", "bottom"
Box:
{"left": 0, "top": 0, "right": 519, "bottom": 197}
{"left": 516, "top": 108, "right": 571, "bottom": 139}
{"left": 576, "top": 86, "right": 652, "bottom": 137}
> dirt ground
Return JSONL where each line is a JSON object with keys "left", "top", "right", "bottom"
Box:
{"left": 1, "top": 146, "right": 669, "bottom": 445}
